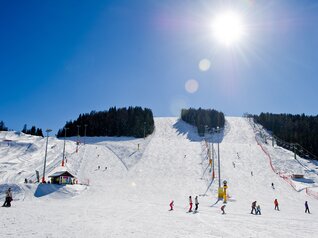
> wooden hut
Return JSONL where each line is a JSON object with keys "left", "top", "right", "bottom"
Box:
{"left": 48, "top": 171, "right": 76, "bottom": 184}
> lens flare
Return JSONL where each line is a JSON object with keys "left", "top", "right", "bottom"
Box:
{"left": 185, "top": 79, "right": 199, "bottom": 94}
{"left": 199, "top": 59, "right": 211, "bottom": 71}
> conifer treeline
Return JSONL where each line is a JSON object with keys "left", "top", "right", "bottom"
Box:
{"left": 0, "top": 121, "right": 43, "bottom": 137}
{"left": 22, "top": 125, "right": 44, "bottom": 137}
{"left": 57, "top": 106, "right": 155, "bottom": 138}
{"left": 254, "top": 112, "right": 318, "bottom": 158}
{"left": 0, "top": 121, "right": 8, "bottom": 131}
{"left": 181, "top": 108, "right": 225, "bottom": 136}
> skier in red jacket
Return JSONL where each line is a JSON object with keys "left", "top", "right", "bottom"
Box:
{"left": 188, "top": 196, "right": 193, "bottom": 212}
{"left": 274, "top": 199, "right": 279, "bottom": 211}
{"left": 169, "top": 200, "right": 174, "bottom": 211}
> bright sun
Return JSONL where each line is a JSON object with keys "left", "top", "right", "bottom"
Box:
{"left": 211, "top": 10, "right": 245, "bottom": 47}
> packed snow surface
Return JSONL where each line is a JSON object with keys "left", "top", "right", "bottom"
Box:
{"left": 1, "top": 117, "right": 318, "bottom": 237}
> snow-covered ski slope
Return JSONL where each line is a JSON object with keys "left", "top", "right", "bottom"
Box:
{"left": 1, "top": 117, "right": 318, "bottom": 237}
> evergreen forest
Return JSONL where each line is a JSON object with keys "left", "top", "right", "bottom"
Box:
{"left": 181, "top": 108, "right": 225, "bottom": 136}
{"left": 57, "top": 106, "right": 155, "bottom": 138}
{"left": 22, "top": 124, "right": 44, "bottom": 137}
{"left": 253, "top": 112, "right": 318, "bottom": 159}
{"left": 0, "top": 121, "right": 8, "bottom": 131}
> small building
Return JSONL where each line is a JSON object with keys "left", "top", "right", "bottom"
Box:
{"left": 48, "top": 171, "right": 76, "bottom": 185}
{"left": 292, "top": 174, "right": 304, "bottom": 179}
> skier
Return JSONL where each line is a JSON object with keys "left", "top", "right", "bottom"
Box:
{"left": 271, "top": 183, "right": 275, "bottom": 189}
{"left": 169, "top": 200, "right": 174, "bottom": 211}
{"left": 232, "top": 162, "right": 235, "bottom": 168}
{"left": 256, "top": 205, "right": 261, "bottom": 215}
{"left": 2, "top": 188, "right": 13, "bottom": 207}
{"left": 251, "top": 201, "right": 257, "bottom": 214}
{"left": 251, "top": 171, "right": 253, "bottom": 176}
{"left": 274, "top": 199, "right": 279, "bottom": 211}
{"left": 194, "top": 196, "right": 199, "bottom": 212}
{"left": 188, "top": 196, "right": 193, "bottom": 212}
{"left": 221, "top": 205, "right": 226, "bottom": 214}
{"left": 305, "top": 201, "right": 310, "bottom": 214}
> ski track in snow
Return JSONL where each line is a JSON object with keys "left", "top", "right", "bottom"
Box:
{"left": 0, "top": 117, "right": 318, "bottom": 237}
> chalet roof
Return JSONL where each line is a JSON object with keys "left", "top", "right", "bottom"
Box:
{"left": 48, "top": 171, "right": 75, "bottom": 178}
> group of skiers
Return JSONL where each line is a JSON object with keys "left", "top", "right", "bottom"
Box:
{"left": 251, "top": 201, "right": 262, "bottom": 215}
{"left": 169, "top": 196, "right": 227, "bottom": 214}
{"left": 2, "top": 188, "right": 13, "bottom": 207}
{"left": 169, "top": 196, "right": 311, "bottom": 215}
{"left": 251, "top": 199, "right": 310, "bottom": 214}
{"left": 169, "top": 195, "right": 200, "bottom": 213}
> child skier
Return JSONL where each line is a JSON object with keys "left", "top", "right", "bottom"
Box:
{"left": 169, "top": 200, "right": 174, "bottom": 211}
{"left": 194, "top": 196, "right": 199, "bottom": 212}
{"left": 221, "top": 205, "right": 226, "bottom": 214}
{"left": 188, "top": 196, "right": 193, "bottom": 212}
{"left": 274, "top": 199, "right": 279, "bottom": 211}
{"left": 256, "top": 205, "right": 261, "bottom": 215}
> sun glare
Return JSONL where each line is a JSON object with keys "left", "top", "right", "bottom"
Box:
{"left": 211, "top": 10, "right": 245, "bottom": 47}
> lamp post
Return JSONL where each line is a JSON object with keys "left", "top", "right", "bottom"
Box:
{"left": 42, "top": 129, "right": 52, "bottom": 183}
{"left": 143, "top": 122, "right": 146, "bottom": 139}
{"left": 76, "top": 125, "right": 81, "bottom": 153}
{"left": 62, "top": 127, "right": 68, "bottom": 167}
{"left": 84, "top": 124, "right": 88, "bottom": 145}
{"left": 217, "top": 126, "right": 221, "bottom": 188}
{"left": 204, "top": 125, "right": 208, "bottom": 139}
{"left": 211, "top": 128, "right": 215, "bottom": 180}
{"left": 215, "top": 126, "right": 223, "bottom": 200}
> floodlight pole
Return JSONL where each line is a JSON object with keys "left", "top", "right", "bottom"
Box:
{"left": 84, "top": 124, "right": 88, "bottom": 145}
{"left": 76, "top": 125, "right": 81, "bottom": 153}
{"left": 143, "top": 122, "right": 146, "bottom": 139}
{"left": 62, "top": 127, "right": 68, "bottom": 166}
{"left": 217, "top": 126, "right": 221, "bottom": 188}
{"left": 42, "top": 129, "right": 52, "bottom": 183}
{"left": 212, "top": 128, "right": 215, "bottom": 180}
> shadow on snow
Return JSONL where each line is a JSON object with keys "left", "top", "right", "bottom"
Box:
{"left": 34, "top": 183, "right": 66, "bottom": 198}
{"left": 173, "top": 119, "right": 224, "bottom": 143}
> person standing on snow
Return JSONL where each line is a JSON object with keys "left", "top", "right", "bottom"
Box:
{"left": 188, "top": 196, "right": 193, "bottom": 212}
{"left": 271, "top": 183, "right": 275, "bottom": 189}
{"left": 256, "top": 205, "right": 261, "bottom": 215}
{"left": 2, "top": 188, "right": 13, "bottom": 207}
{"left": 194, "top": 196, "right": 199, "bottom": 212}
{"left": 305, "top": 201, "right": 310, "bottom": 214}
{"left": 169, "top": 200, "right": 174, "bottom": 211}
{"left": 274, "top": 199, "right": 279, "bottom": 211}
{"left": 251, "top": 201, "right": 257, "bottom": 214}
{"left": 221, "top": 205, "right": 226, "bottom": 214}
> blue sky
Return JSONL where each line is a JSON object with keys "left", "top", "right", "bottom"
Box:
{"left": 1, "top": 0, "right": 318, "bottom": 134}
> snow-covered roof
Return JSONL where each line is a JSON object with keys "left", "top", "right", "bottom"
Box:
{"left": 48, "top": 171, "right": 75, "bottom": 178}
